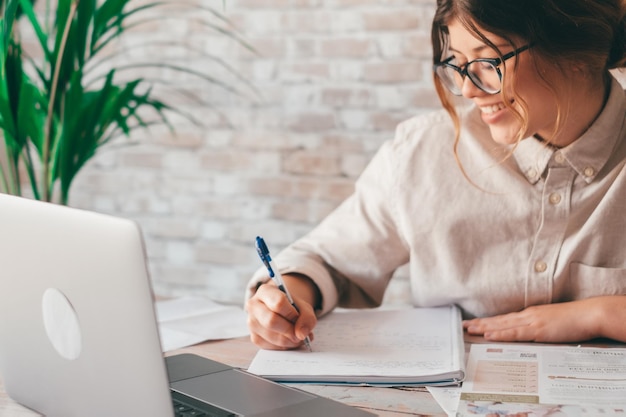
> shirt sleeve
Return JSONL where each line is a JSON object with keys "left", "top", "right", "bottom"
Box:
{"left": 245, "top": 124, "right": 412, "bottom": 316}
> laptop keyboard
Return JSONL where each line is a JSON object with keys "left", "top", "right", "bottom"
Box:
{"left": 172, "top": 391, "right": 238, "bottom": 417}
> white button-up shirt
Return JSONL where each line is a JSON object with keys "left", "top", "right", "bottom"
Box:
{"left": 248, "top": 77, "right": 626, "bottom": 319}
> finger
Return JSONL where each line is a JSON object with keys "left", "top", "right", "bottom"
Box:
{"left": 246, "top": 283, "right": 318, "bottom": 349}
{"left": 247, "top": 309, "right": 302, "bottom": 349}
{"left": 246, "top": 296, "right": 301, "bottom": 345}
{"left": 483, "top": 326, "right": 536, "bottom": 342}
{"left": 248, "top": 326, "right": 301, "bottom": 350}
{"left": 293, "top": 301, "right": 317, "bottom": 342}
{"left": 255, "top": 283, "right": 301, "bottom": 323}
{"left": 464, "top": 312, "right": 531, "bottom": 334}
{"left": 255, "top": 283, "right": 318, "bottom": 341}
{"left": 465, "top": 313, "right": 538, "bottom": 341}
{"left": 249, "top": 332, "right": 298, "bottom": 350}
{"left": 463, "top": 317, "right": 498, "bottom": 334}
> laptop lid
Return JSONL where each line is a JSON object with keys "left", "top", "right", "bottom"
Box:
{"left": 0, "top": 194, "right": 375, "bottom": 417}
{"left": 0, "top": 194, "right": 175, "bottom": 416}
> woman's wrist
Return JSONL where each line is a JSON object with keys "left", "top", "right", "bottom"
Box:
{"left": 591, "top": 295, "right": 626, "bottom": 341}
{"left": 282, "top": 273, "right": 322, "bottom": 311}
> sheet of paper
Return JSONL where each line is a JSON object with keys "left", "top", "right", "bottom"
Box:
{"left": 426, "top": 386, "right": 461, "bottom": 417}
{"left": 155, "top": 296, "right": 249, "bottom": 352}
{"left": 457, "top": 344, "right": 626, "bottom": 417}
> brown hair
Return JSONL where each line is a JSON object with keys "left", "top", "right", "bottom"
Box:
{"left": 432, "top": 0, "right": 626, "bottom": 158}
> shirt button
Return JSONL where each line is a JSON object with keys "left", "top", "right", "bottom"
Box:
{"left": 534, "top": 260, "right": 548, "bottom": 273}
{"left": 549, "top": 192, "right": 562, "bottom": 205}
{"left": 527, "top": 168, "right": 538, "bottom": 179}
{"left": 554, "top": 153, "right": 565, "bottom": 164}
{"left": 583, "top": 167, "right": 595, "bottom": 177}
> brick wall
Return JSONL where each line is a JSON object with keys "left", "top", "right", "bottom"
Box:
{"left": 67, "top": 0, "right": 438, "bottom": 306}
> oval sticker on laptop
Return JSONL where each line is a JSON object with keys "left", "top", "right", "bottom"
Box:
{"left": 42, "top": 288, "right": 83, "bottom": 360}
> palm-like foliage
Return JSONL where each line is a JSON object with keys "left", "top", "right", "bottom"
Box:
{"left": 0, "top": 0, "right": 251, "bottom": 204}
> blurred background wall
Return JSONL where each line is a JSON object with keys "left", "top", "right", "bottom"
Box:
{"left": 69, "top": 0, "right": 440, "bottom": 306}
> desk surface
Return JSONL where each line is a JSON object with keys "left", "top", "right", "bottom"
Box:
{"left": 0, "top": 335, "right": 453, "bottom": 416}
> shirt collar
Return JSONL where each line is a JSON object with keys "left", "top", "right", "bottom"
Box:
{"left": 514, "top": 76, "right": 626, "bottom": 185}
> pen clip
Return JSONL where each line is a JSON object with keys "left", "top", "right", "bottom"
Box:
{"left": 255, "top": 236, "right": 275, "bottom": 278}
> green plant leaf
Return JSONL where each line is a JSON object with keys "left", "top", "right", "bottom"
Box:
{"left": 1, "top": 0, "right": 256, "bottom": 203}
{"left": 17, "top": 0, "right": 52, "bottom": 62}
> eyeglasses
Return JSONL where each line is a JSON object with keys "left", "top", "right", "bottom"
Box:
{"left": 433, "top": 44, "right": 532, "bottom": 96}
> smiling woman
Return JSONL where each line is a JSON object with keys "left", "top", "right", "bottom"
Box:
{"left": 432, "top": 0, "right": 626, "bottom": 149}
{"left": 243, "top": 0, "right": 626, "bottom": 351}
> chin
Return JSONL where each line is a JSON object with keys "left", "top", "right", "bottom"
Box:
{"left": 488, "top": 126, "right": 521, "bottom": 145}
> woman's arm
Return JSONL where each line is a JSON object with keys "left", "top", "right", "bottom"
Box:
{"left": 463, "top": 295, "right": 626, "bottom": 343}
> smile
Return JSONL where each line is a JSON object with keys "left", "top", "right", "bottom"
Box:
{"left": 479, "top": 102, "right": 506, "bottom": 114}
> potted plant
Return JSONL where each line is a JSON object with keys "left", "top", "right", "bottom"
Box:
{"left": 0, "top": 0, "right": 252, "bottom": 205}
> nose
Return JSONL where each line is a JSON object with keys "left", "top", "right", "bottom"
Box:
{"left": 460, "top": 76, "right": 486, "bottom": 99}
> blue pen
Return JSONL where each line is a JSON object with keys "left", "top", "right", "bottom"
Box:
{"left": 255, "top": 236, "right": 313, "bottom": 352}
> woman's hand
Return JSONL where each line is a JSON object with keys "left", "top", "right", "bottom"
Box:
{"left": 245, "top": 274, "right": 319, "bottom": 350}
{"left": 462, "top": 297, "right": 626, "bottom": 343}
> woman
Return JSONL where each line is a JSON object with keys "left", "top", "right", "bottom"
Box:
{"left": 245, "top": 0, "right": 626, "bottom": 350}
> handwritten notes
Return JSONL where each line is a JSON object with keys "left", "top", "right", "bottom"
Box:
{"left": 248, "top": 306, "right": 465, "bottom": 386}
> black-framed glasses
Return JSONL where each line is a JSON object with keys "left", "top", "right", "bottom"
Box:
{"left": 433, "top": 44, "right": 532, "bottom": 96}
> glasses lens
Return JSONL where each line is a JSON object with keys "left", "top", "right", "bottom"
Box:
{"left": 466, "top": 61, "right": 501, "bottom": 94}
{"left": 435, "top": 65, "right": 463, "bottom": 96}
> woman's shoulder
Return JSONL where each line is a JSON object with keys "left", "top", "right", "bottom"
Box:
{"left": 391, "top": 104, "right": 478, "bottom": 150}
{"left": 395, "top": 108, "right": 453, "bottom": 137}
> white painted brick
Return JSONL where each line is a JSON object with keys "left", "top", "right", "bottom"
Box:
{"left": 213, "top": 175, "right": 246, "bottom": 195}
{"left": 338, "top": 109, "right": 370, "bottom": 130}
{"left": 200, "top": 221, "right": 229, "bottom": 240}
{"left": 151, "top": 219, "right": 200, "bottom": 239}
{"left": 250, "top": 60, "right": 279, "bottom": 81}
{"left": 163, "top": 151, "right": 202, "bottom": 172}
{"left": 341, "top": 153, "right": 369, "bottom": 177}
{"left": 375, "top": 34, "right": 408, "bottom": 58}
{"left": 328, "top": 60, "right": 365, "bottom": 81}
{"left": 166, "top": 241, "right": 196, "bottom": 265}
{"left": 119, "top": 195, "right": 173, "bottom": 215}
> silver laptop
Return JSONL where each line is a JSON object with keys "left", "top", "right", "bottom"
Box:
{"left": 0, "top": 193, "right": 373, "bottom": 417}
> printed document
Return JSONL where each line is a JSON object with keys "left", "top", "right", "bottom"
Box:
{"left": 457, "top": 343, "right": 626, "bottom": 416}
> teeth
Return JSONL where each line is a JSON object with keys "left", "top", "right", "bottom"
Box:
{"left": 480, "top": 103, "right": 506, "bottom": 114}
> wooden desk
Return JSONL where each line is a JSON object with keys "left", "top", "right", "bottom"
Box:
{"left": 0, "top": 335, "right": 450, "bottom": 416}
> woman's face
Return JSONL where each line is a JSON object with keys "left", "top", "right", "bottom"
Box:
{"left": 446, "top": 19, "right": 561, "bottom": 145}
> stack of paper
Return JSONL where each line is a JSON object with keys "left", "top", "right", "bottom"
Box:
{"left": 248, "top": 305, "right": 466, "bottom": 386}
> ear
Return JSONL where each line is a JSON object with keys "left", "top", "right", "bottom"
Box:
{"left": 570, "top": 61, "right": 594, "bottom": 79}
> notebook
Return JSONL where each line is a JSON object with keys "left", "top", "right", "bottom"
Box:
{"left": 0, "top": 193, "right": 374, "bottom": 417}
{"left": 248, "top": 306, "right": 466, "bottom": 386}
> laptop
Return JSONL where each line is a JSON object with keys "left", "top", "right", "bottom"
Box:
{"left": 0, "top": 193, "right": 374, "bottom": 417}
